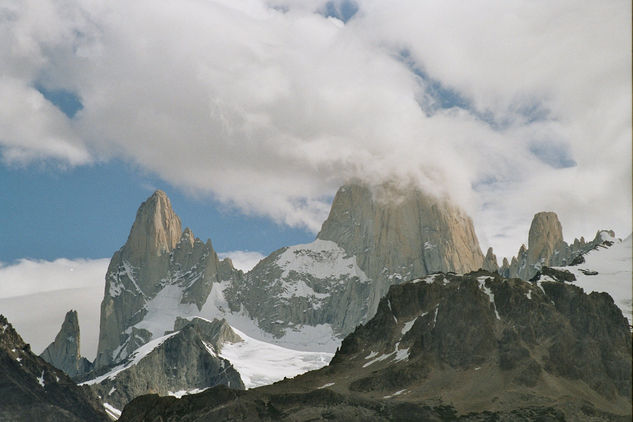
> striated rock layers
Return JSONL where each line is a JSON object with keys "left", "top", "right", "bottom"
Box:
{"left": 0, "top": 315, "right": 108, "bottom": 422}
{"left": 95, "top": 190, "right": 242, "bottom": 369}
{"left": 40, "top": 310, "right": 93, "bottom": 379}
{"left": 228, "top": 183, "right": 485, "bottom": 337}
{"left": 119, "top": 271, "right": 632, "bottom": 422}
{"left": 498, "top": 211, "right": 616, "bottom": 280}
{"left": 85, "top": 317, "right": 244, "bottom": 412}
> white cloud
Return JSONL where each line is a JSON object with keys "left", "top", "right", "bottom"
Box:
{"left": 218, "top": 250, "right": 266, "bottom": 272}
{"left": 0, "top": 258, "right": 108, "bottom": 360}
{"left": 1, "top": 0, "right": 630, "bottom": 257}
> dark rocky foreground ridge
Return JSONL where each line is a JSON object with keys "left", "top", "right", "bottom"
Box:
{"left": 0, "top": 315, "right": 109, "bottom": 422}
{"left": 119, "top": 271, "right": 632, "bottom": 421}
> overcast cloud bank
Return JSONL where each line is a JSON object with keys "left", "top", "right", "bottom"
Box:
{"left": 0, "top": 258, "right": 109, "bottom": 360}
{"left": 1, "top": 0, "right": 630, "bottom": 258}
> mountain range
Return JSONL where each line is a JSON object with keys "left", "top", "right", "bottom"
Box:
{"left": 2, "top": 182, "right": 630, "bottom": 420}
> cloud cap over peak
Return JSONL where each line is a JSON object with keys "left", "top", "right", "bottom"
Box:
{"left": 1, "top": 0, "right": 630, "bottom": 257}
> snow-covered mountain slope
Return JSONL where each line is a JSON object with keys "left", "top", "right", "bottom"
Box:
{"left": 219, "top": 326, "right": 333, "bottom": 389}
{"left": 82, "top": 318, "right": 244, "bottom": 412}
{"left": 82, "top": 317, "right": 331, "bottom": 412}
{"left": 224, "top": 238, "right": 372, "bottom": 345}
{"left": 555, "top": 233, "right": 632, "bottom": 325}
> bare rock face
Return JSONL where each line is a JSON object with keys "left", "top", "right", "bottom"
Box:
{"left": 482, "top": 247, "right": 499, "bottom": 273}
{"left": 317, "top": 183, "right": 485, "bottom": 317}
{"left": 95, "top": 191, "right": 242, "bottom": 369}
{"left": 0, "top": 315, "right": 109, "bottom": 422}
{"left": 527, "top": 212, "right": 566, "bottom": 272}
{"left": 40, "top": 310, "right": 92, "bottom": 379}
{"left": 500, "top": 211, "right": 614, "bottom": 280}
{"left": 85, "top": 318, "right": 244, "bottom": 412}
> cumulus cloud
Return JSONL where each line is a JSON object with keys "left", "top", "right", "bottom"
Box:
{"left": 0, "top": 258, "right": 108, "bottom": 360}
{"left": 218, "top": 250, "right": 266, "bottom": 272}
{"left": 1, "top": 0, "right": 630, "bottom": 257}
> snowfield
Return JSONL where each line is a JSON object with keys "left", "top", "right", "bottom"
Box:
{"left": 557, "top": 234, "right": 632, "bottom": 325}
{"left": 219, "top": 326, "right": 333, "bottom": 389}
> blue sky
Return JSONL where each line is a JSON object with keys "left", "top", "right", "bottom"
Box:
{"left": 0, "top": 160, "right": 313, "bottom": 262}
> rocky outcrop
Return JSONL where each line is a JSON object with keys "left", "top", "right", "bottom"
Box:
{"left": 118, "top": 271, "right": 632, "bottom": 421}
{"left": 85, "top": 317, "right": 244, "bottom": 411}
{"left": 227, "top": 182, "right": 485, "bottom": 338}
{"left": 317, "top": 183, "right": 484, "bottom": 315}
{"left": 95, "top": 190, "right": 243, "bottom": 369}
{"left": 500, "top": 211, "right": 614, "bottom": 280}
{"left": 0, "top": 315, "right": 108, "bottom": 422}
{"left": 481, "top": 247, "right": 499, "bottom": 273}
{"left": 40, "top": 310, "right": 92, "bottom": 379}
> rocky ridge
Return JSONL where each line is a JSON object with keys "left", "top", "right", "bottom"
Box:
{"left": 497, "top": 212, "right": 612, "bottom": 280}
{"left": 118, "top": 271, "right": 632, "bottom": 421}
{"left": 95, "top": 190, "right": 243, "bottom": 369}
{"left": 40, "top": 310, "right": 93, "bottom": 379}
{"left": 84, "top": 317, "right": 244, "bottom": 412}
{"left": 0, "top": 315, "right": 109, "bottom": 422}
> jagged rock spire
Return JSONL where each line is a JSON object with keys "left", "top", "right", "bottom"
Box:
{"left": 482, "top": 247, "right": 499, "bottom": 272}
{"left": 40, "top": 310, "right": 92, "bottom": 378}
{"left": 123, "top": 190, "right": 182, "bottom": 262}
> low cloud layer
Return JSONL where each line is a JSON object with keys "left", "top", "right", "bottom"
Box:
{"left": 1, "top": 0, "right": 630, "bottom": 258}
{"left": 0, "top": 258, "right": 108, "bottom": 360}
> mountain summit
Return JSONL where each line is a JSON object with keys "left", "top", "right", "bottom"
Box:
{"left": 40, "top": 310, "right": 92, "bottom": 378}
{"left": 317, "top": 183, "right": 484, "bottom": 316}
{"left": 94, "top": 190, "right": 242, "bottom": 369}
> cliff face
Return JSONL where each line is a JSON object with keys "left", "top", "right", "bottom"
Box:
{"left": 317, "top": 183, "right": 485, "bottom": 317}
{"left": 40, "top": 310, "right": 92, "bottom": 378}
{"left": 95, "top": 191, "right": 242, "bottom": 369}
{"left": 226, "top": 183, "right": 485, "bottom": 339}
{"left": 0, "top": 315, "right": 108, "bottom": 422}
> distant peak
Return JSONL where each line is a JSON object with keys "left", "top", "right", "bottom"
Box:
{"left": 124, "top": 190, "right": 183, "bottom": 259}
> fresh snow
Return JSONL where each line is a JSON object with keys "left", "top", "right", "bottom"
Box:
{"left": 557, "top": 235, "right": 632, "bottom": 325}
{"left": 279, "top": 280, "right": 330, "bottom": 300}
{"left": 477, "top": 277, "right": 500, "bottom": 320}
{"left": 393, "top": 343, "right": 410, "bottom": 362}
{"left": 276, "top": 239, "right": 368, "bottom": 282}
{"left": 383, "top": 389, "right": 407, "bottom": 399}
{"left": 218, "top": 326, "right": 333, "bottom": 388}
{"left": 168, "top": 388, "right": 208, "bottom": 398}
{"left": 103, "top": 403, "right": 121, "bottom": 419}
{"left": 81, "top": 332, "right": 179, "bottom": 385}
{"left": 364, "top": 351, "right": 378, "bottom": 360}
{"left": 363, "top": 351, "right": 394, "bottom": 367}
{"left": 317, "top": 382, "right": 335, "bottom": 389}
{"left": 36, "top": 371, "right": 45, "bottom": 387}
{"left": 401, "top": 319, "right": 416, "bottom": 336}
